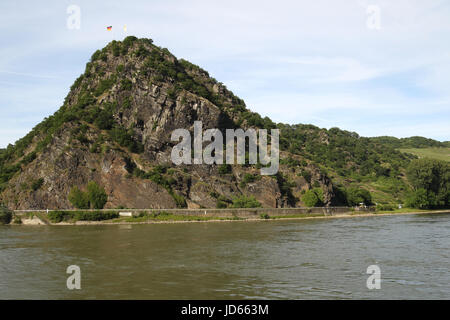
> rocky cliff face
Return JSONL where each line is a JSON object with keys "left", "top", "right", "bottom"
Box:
{"left": 0, "top": 37, "right": 337, "bottom": 210}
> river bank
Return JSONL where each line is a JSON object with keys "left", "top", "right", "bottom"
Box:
{"left": 9, "top": 208, "right": 450, "bottom": 226}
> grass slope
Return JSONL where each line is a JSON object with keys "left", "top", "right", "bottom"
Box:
{"left": 399, "top": 148, "right": 450, "bottom": 162}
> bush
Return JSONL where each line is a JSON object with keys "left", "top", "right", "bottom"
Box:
{"left": 94, "top": 110, "right": 114, "bottom": 130}
{"left": 302, "top": 189, "right": 323, "bottom": 207}
{"left": 260, "top": 213, "right": 270, "bottom": 219}
{"left": 232, "top": 195, "right": 262, "bottom": 208}
{"left": 109, "top": 126, "right": 144, "bottom": 154}
{"left": 75, "top": 211, "right": 118, "bottom": 221}
{"left": 121, "top": 78, "right": 133, "bottom": 91}
{"left": 31, "top": 178, "right": 44, "bottom": 191}
{"left": 87, "top": 181, "right": 108, "bottom": 209}
{"left": 218, "top": 164, "right": 232, "bottom": 174}
{"left": 68, "top": 182, "right": 108, "bottom": 209}
{"left": 216, "top": 200, "right": 228, "bottom": 208}
{"left": 13, "top": 215, "right": 22, "bottom": 224}
{"left": 68, "top": 186, "right": 90, "bottom": 209}
{"left": 346, "top": 187, "right": 373, "bottom": 206}
{"left": 376, "top": 203, "right": 396, "bottom": 211}
{"left": 405, "top": 188, "right": 431, "bottom": 209}
{"left": 47, "top": 211, "right": 71, "bottom": 223}
{"left": 0, "top": 205, "right": 13, "bottom": 224}
{"left": 47, "top": 210, "right": 119, "bottom": 223}
{"left": 406, "top": 159, "right": 449, "bottom": 209}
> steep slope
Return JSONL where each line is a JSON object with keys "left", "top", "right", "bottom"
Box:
{"left": 0, "top": 36, "right": 437, "bottom": 209}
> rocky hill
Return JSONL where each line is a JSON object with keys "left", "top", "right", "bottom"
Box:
{"left": 0, "top": 37, "right": 443, "bottom": 210}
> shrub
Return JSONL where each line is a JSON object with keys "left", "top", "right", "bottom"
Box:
{"left": 48, "top": 210, "right": 118, "bottom": 223}
{"left": 47, "top": 211, "right": 71, "bottom": 223}
{"left": 68, "top": 186, "right": 90, "bottom": 209}
{"left": 94, "top": 76, "right": 116, "bottom": 97}
{"left": 405, "top": 188, "right": 430, "bottom": 209}
{"left": 87, "top": 181, "right": 108, "bottom": 209}
{"left": 121, "top": 78, "right": 133, "bottom": 91}
{"left": 170, "top": 191, "right": 187, "bottom": 208}
{"left": 376, "top": 203, "right": 396, "bottom": 211}
{"left": 232, "top": 195, "right": 262, "bottom": 208}
{"left": 0, "top": 205, "right": 13, "bottom": 224}
{"left": 13, "top": 215, "right": 22, "bottom": 224}
{"left": 260, "top": 213, "right": 270, "bottom": 219}
{"left": 406, "top": 159, "right": 449, "bottom": 209}
{"left": 94, "top": 110, "right": 114, "bottom": 130}
{"left": 109, "top": 126, "right": 144, "bottom": 154}
{"left": 216, "top": 200, "right": 228, "bottom": 208}
{"left": 74, "top": 211, "right": 118, "bottom": 221}
{"left": 218, "top": 164, "right": 232, "bottom": 174}
{"left": 31, "top": 178, "right": 44, "bottom": 191}
{"left": 346, "top": 187, "right": 373, "bottom": 206}
{"left": 302, "top": 189, "right": 322, "bottom": 207}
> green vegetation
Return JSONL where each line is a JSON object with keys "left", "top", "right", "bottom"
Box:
{"left": 345, "top": 187, "right": 373, "bottom": 206}
{"left": 31, "top": 178, "right": 44, "bottom": 191}
{"left": 399, "top": 148, "right": 450, "bottom": 162}
{"left": 239, "top": 173, "right": 260, "bottom": 187}
{"left": 125, "top": 162, "right": 187, "bottom": 208}
{"left": 232, "top": 195, "right": 262, "bottom": 208}
{"left": 0, "top": 205, "right": 12, "bottom": 224}
{"left": 218, "top": 164, "right": 232, "bottom": 174}
{"left": 68, "top": 186, "right": 90, "bottom": 209}
{"left": 302, "top": 188, "right": 324, "bottom": 207}
{"left": 47, "top": 210, "right": 119, "bottom": 223}
{"left": 87, "top": 181, "right": 108, "bottom": 209}
{"left": 0, "top": 37, "right": 448, "bottom": 211}
{"left": 405, "top": 159, "right": 449, "bottom": 209}
{"left": 12, "top": 215, "right": 22, "bottom": 224}
{"left": 371, "top": 136, "right": 448, "bottom": 149}
{"left": 68, "top": 181, "right": 108, "bottom": 209}
{"left": 109, "top": 126, "right": 144, "bottom": 153}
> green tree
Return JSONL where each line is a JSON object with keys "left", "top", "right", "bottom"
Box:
{"left": 346, "top": 187, "right": 373, "bottom": 206}
{"left": 405, "top": 188, "right": 430, "bottom": 209}
{"left": 0, "top": 205, "right": 13, "bottom": 225}
{"left": 87, "top": 181, "right": 108, "bottom": 209}
{"left": 302, "top": 188, "right": 324, "bottom": 207}
{"left": 94, "top": 110, "right": 114, "bottom": 130}
{"left": 232, "top": 195, "right": 262, "bottom": 208}
{"left": 406, "top": 159, "right": 449, "bottom": 208}
{"left": 68, "top": 186, "right": 90, "bottom": 209}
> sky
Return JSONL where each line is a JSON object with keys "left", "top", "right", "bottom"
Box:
{"left": 0, "top": 0, "right": 449, "bottom": 148}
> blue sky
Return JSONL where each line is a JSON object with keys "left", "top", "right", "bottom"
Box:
{"left": 0, "top": 0, "right": 449, "bottom": 147}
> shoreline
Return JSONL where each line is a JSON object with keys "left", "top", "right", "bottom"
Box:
{"left": 12, "top": 209, "right": 450, "bottom": 226}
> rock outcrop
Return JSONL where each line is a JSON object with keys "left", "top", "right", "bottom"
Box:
{"left": 0, "top": 37, "right": 337, "bottom": 209}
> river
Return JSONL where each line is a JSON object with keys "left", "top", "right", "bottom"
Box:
{"left": 0, "top": 213, "right": 449, "bottom": 299}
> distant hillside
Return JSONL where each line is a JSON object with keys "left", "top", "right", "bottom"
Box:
{"left": 370, "top": 136, "right": 448, "bottom": 149}
{"left": 399, "top": 148, "right": 450, "bottom": 162}
{"left": 0, "top": 37, "right": 447, "bottom": 209}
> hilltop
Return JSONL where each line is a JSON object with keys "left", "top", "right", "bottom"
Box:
{"left": 0, "top": 37, "right": 447, "bottom": 210}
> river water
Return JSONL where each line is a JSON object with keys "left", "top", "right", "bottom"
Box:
{"left": 0, "top": 213, "right": 449, "bottom": 299}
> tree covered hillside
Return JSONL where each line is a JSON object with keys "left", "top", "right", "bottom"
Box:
{"left": 0, "top": 37, "right": 448, "bottom": 210}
